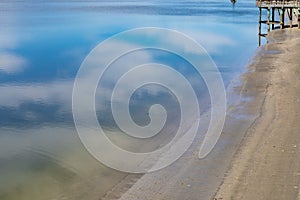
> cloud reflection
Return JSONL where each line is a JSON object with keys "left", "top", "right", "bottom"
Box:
{"left": 0, "top": 52, "right": 27, "bottom": 73}
{"left": 0, "top": 31, "right": 213, "bottom": 129}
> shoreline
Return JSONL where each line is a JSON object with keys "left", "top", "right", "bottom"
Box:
{"left": 100, "top": 37, "right": 266, "bottom": 200}
{"left": 214, "top": 29, "right": 300, "bottom": 199}
{"left": 102, "top": 29, "right": 300, "bottom": 200}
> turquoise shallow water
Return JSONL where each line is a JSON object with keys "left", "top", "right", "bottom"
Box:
{"left": 0, "top": 1, "right": 259, "bottom": 199}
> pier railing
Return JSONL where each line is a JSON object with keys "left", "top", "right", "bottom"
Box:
{"left": 256, "top": 0, "right": 300, "bottom": 7}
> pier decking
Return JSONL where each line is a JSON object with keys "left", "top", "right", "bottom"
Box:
{"left": 256, "top": 0, "right": 300, "bottom": 45}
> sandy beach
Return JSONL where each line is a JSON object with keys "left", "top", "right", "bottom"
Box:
{"left": 214, "top": 29, "right": 300, "bottom": 200}
{"left": 101, "top": 29, "right": 300, "bottom": 200}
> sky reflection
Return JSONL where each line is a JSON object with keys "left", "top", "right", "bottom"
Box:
{"left": 0, "top": 0, "right": 258, "bottom": 199}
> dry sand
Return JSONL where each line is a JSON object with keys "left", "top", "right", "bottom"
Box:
{"left": 214, "top": 29, "right": 300, "bottom": 200}
{"left": 102, "top": 29, "right": 300, "bottom": 200}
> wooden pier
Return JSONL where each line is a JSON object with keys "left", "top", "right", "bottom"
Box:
{"left": 257, "top": 0, "right": 300, "bottom": 45}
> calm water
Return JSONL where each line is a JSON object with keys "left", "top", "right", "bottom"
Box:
{"left": 0, "top": 1, "right": 258, "bottom": 199}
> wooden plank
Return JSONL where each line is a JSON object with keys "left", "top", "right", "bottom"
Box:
{"left": 256, "top": 0, "right": 300, "bottom": 8}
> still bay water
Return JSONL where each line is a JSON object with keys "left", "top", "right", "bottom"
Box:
{"left": 0, "top": 1, "right": 258, "bottom": 199}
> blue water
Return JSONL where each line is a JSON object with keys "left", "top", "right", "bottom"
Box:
{"left": 0, "top": 1, "right": 259, "bottom": 199}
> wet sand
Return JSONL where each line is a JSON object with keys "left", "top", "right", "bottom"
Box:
{"left": 214, "top": 29, "right": 300, "bottom": 199}
{"left": 101, "top": 29, "right": 300, "bottom": 200}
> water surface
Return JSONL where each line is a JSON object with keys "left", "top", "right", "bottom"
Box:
{"left": 0, "top": 1, "right": 258, "bottom": 199}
